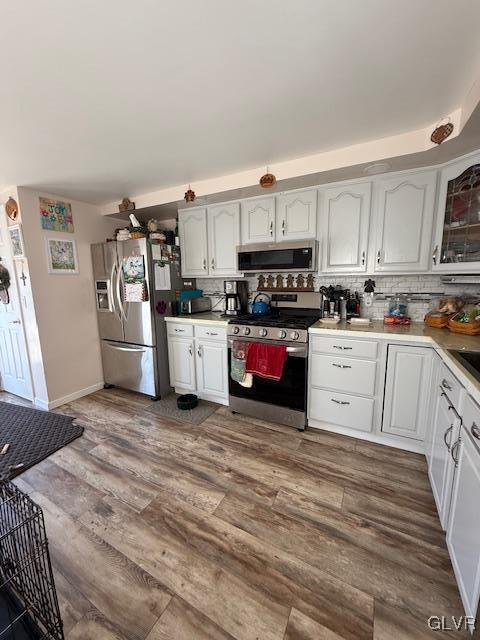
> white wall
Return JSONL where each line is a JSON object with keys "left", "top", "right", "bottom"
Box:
{"left": 16, "top": 187, "right": 119, "bottom": 407}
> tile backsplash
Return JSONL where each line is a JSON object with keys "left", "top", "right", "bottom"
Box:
{"left": 197, "top": 275, "right": 480, "bottom": 321}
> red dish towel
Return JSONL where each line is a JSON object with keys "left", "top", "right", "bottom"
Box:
{"left": 245, "top": 342, "right": 288, "bottom": 381}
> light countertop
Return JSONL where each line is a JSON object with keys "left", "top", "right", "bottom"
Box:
{"left": 164, "top": 312, "right": 229, "bottom": 326}
{"left": 309, "top": 320, "right": 480, "bottom": 402}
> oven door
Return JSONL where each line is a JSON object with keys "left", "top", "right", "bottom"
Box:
{"left": 228, "top": 339, "right": 307, "bottom": 412}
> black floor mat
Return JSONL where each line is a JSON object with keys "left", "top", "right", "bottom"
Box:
{"left": 0, "top": 402, "right": 83, "bottom": 480}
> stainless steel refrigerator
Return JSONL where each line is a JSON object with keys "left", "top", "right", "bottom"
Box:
{"left": 91, "top": 238, "right": 182, "bottom": 399}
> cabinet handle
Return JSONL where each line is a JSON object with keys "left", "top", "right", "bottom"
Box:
{"left": 376, "top": 250, "right": 381, "bottom": 264}
{"left": 471, "top": 422, "right": 480, "bottom": 440}
{"left": 211, "top": 257, "right": 215, "bottom": 270}
{"left": 333, "top": 345, "right": 352, "bottom": 350}
{"left": 331, "top": 398, "right": 350, "bottom": 405}
{"left": 174, "top": 328, "right": 185, "bottom": 333}
{"left": 332, "top": 363, "right": 352, "bottom": 369}
{"left": 203, "top": 258, "right": 207, "bottom": 270}
{"left": 206, "top": 331, "right": 218, "bottom": 336}
{"left": 197, "top": 346, "right": 202, "bottom": 357}
{"left": 451, "top": 438, "right": 461, "bottom": 467}
{"left": 443, "top": 424, "right": 454, "bottom": 451}
{"left": 432, "top": 245, "right": 438, "bottom": 266}
{"left": 188, "top": 345, "right": 193, "bottom": 356}
{"left": 441, "top": 378, "right": 452, "bottom": 391}
{"left": 361, "top": 251, "right": 366, "bottom": 266}
{"left": 281, "top": 220, "right": 285, "bottom": 236}
{"left": 269, "top": 221, "right": 273, "bottom": 237}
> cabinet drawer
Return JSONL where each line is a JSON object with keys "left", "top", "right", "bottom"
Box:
{"left": 310, "top": 335, "right": 378, "bottom": 359}
{"left": 310, "top": 354, "right": 376, "bottom": 396}
{"left": 167, "top": 322, "right": 194, "bottom": 337}
{"left": 439, "top": 362, "right": 462, "bottom": 408}
{"left": 462, "top": 394, "right": 480, "bottom": 449}
{"left": 194, "top": 325, "right": 227, "bottom": 341}
{"left": 309, "top": 388, "right": 374, "bottom": 432}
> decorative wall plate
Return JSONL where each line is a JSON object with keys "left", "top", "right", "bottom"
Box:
{"left": 431, "top": 122, "right": 454, "bottom": 145}
{"left": 5, "top": 197, "right": 18, "bottom": 221}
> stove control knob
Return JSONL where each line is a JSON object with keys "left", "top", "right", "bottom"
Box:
{"left": 243, "top": 327, "right": 251, "bottom": 336}
{"left": 259, "top": 328, "right": 268, "bottom": 337}
{"left": 290, "top": 331, "right": 300, "bottom": 341}
{"left": 278, "top": 330, "right": 287, "bottom": 339}
{"left": 233, "top": 326, "right": 240, "bottom": 334}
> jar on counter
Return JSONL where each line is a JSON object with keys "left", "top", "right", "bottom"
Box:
{"left": 388, "top": 294, "right": 409, "bottom": 318}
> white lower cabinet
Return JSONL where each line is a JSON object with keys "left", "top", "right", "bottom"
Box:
{"left": 428, "top": 386, "right": 461, "bottom": 529}
{"left": 167, "top": 337, "right": 196, "bottom": 391}
{"left": 195, "top": 338, "right": 228, "bottom": 401}
{"left": 447, "top": 398, "right": 480, "bottom": 628}
{"left": 309, "top": 388, "right": 374, "bottom": 432}
{"left": 382, "top": 345, "right": 433, "bottom": 441}
{"left": 166, "top": 322, "right": 228, "bottom": 405}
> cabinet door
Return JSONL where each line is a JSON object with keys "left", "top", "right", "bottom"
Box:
{"left": 374, "top": 170, "right": 436, "bottom": 272}
{"left": 321, "top": 182, "right": 371, "bottom": 272}
{"left": 447, "top": 430, "right": 480, "bottom": 626}
{"left": 424, "top": 352, "right": 442, "bottom": 468}
{"left": 276, "top": 189, "right": 317, "bottom": 242}
{"left": 382, "top": 345, "right": 433, "bottom": 441}
{"left": 433, "top": 153, "right": 480, "bottom": 272}
{"left": 207, "top": 202, "right": 241, "bottom": 276}
{"left": 178, "top": 208, "right": 208, "bottom": 276}
{"left": 240, "top": 197, "right": 275, "bottom": 244}
{"left": 428, "top": 389, "right": 460, "bottom": 529}
{"left": 195, "top": 338, "right": 228, "bottom": 400}
{"left": 167, "top": 337, "right": 196, "bottom": 390}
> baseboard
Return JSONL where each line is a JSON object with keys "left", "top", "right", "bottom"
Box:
{"left": 34, "top": 382, "right": 104, "bottom": 411}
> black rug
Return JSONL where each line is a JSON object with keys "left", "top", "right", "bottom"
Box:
{"left": 0, "top": 402, "right": 83, "bottom": 481}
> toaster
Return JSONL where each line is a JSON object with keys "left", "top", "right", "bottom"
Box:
{"left": 180, "top": 297, "right": 212, "bottom": 314}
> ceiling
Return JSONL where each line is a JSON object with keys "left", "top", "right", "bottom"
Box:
{"left": 1, "top": 0, "right": 480, "bottom": 205}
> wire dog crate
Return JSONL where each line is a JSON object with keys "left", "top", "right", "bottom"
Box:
{"left": 0, "top": 482, "right": 64, "bottom": 640}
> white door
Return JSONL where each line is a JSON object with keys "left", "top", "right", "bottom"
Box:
{"left": 276, "top": 189, "right": 317, "bottom": 242}
{"left": 382, "top": 344, "right": 432, "bottom": 441}
{"left": 207, "top": 202, "right": 241, "bottom": 276}
{"left": 0, "top": 212, "right": 33, "bottom": 400}
{"left": 447, "top": 428, "right": 480, "bottom": 627}
{"left": 178, "top": 208, "right": 208, "bottom": 276}
{"left": 195, "top": 338, "right": 228, "bottom": 402}
{"left": 428, "top": 389, "right": 460, "bottom": 529}
{"left": 167, "top": 337, "right": 196, "bottom": 391}
{"left": 321, "top": 182, "right": 371, "bottom": 272}
{"left": 373, "top": 170, "right": 437, "bottom": 272}
{"left": 240, "top": 197, "right": 275, "bottom": 244}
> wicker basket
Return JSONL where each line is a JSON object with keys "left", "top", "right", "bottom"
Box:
{"left": 448, "top": 317, "right": 480, "bottom": 335}
{"left": 424, "top": 312, "right": 451, "bottom": 328}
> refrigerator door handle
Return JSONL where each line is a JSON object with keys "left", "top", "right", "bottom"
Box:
{"left": 116, "top": 262, "right": 127, "bottom": 321}
{"left": 105, "top": 342, "right": 146, "bottom": 353}
{"left": 109, "top": 262, "right": 122, "bottom": 321}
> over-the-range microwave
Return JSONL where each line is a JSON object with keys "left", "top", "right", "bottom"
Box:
{"left": 237, "top": 240, "right": 317, "bottom": 272}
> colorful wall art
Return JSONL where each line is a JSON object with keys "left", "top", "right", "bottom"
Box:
{"left": 46, "top": 238, "right": 79, "bottom": 274}
{"left": 40, "top": 197, "right": 74, "bottom": 233}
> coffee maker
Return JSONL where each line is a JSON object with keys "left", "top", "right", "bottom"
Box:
{"left": 224, "top": 280, "right": 248, "bottom": 316}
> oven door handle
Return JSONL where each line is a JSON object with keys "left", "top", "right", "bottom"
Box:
{"left": 227, "top": 338, "right": 307, "bottom": 357}
{"left": 286, "top": 346, "right": 305, "bottom": 354}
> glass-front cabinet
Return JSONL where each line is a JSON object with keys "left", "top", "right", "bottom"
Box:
{"left": 433, "top": 152, "right": 480, "bottom": 272}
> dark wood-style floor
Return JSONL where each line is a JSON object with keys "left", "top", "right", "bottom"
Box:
{"left": 1, "top": 388, "right": 471, "bottom": 639}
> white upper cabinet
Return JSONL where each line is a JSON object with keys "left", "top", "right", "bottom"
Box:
{"left": 432, "top": 152, "right": 480, "bottom": 272}
{"left": 276, "top": 189, "right": 317, "bottom": 242}
{"left": 207, "top": 202, "right": 241, "bottom": 276}
{"left": 373, "top": 170, "right": 437, "bottom": 272}
{"left": 321, "top": 182, "right": 371, "bottom": 272}
{"left": 178, "top": 207, "right": 208, "bottom": 276}
{"left": 240, "top": 197, "right": 275, "bottom": 244}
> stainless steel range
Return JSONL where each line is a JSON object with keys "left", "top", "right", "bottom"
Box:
{"left": 227, "top": 294, "right": 321, "bottom": 430}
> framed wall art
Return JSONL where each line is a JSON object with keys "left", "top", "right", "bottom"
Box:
{"left": 46, "top": 237, "right": 79, "bottom": 274}
{"left": 40, "top": 197, "right": 74, "bottom": 233}
{"left": 8, "top": 224, "right": 25, "bottom": 259}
